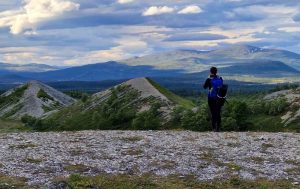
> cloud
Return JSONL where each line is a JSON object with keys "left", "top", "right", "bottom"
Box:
{"left": 64, "top": 37, "right": 151, "bottom": 65}
{"left": 0, "top": 0, "right": 79, "bottom": 35}
{"left": 278, "top": 27, "right": 300, "bottom": 33}
{"left": 118, "top": 0, "right": 134, "bottom": 4}
{"left": 178, "top": 5, "right": 202, "bottom": 14}
{"left": 143, "top": 6, "right": 174, "bottom": 16}
{"left": 165, "top": 33, "right": 228, "bottom": 41}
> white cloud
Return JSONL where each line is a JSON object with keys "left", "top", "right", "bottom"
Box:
{"left": 278, "top": 27, "right": 300, "bottom": 32}
{"left": 118, "top": 0, "right": 134, "bottom": 4}
{"left": 143, "top": 6, "right": 174, "bottom": 16}
{"left": 0, "top": 0, "right": 80, "bottom": 35}
{"left": 178, "top": 5, "right": 202, "bottom": 14}
{"left": 64, "top": 37, "right": 150, "bottom": 65}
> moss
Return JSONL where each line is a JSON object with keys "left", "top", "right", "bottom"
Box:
{"left": 53, "top": 173, "right": 295, "bottom": 189}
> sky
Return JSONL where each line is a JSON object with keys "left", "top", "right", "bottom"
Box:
{"left": 0, "top": 0, "right": 300, "bottom": 66}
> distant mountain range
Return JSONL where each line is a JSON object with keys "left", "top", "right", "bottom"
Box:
{"left": 0, "top": 45, "right": 299, "bottom": 85}
{"left": 0, "top": 63, "right": 59, "bottom": 73}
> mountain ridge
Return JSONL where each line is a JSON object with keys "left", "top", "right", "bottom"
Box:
{"left": 0, "top": 80, "right": 75, "bottom": 119}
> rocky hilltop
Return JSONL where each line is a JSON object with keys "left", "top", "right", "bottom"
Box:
{"left": 265, "top": 87, "right": 300, "bottom": 126}
{"left": 91, "top": 77, "right": 174, "bottom": 118}
{"left": 0, "top": 131, "right": 299, "bottom": 187}
{"left": 0, "top": 81, "right": 75, "bottom": 119}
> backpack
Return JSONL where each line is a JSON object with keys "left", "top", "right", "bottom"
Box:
{"left": 209, "top": 76, "right": 228, "bottom": 106}
{"left": 209, "top": 76, "right": 223, "bottom": 98}
{"left": 217, "top": 84, "right": 228, "bottom": 106}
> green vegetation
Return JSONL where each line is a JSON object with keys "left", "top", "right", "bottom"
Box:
{"left": 3, "top": 104, "right": 24, "bottom": 118}
{"left": 16, "top": 80, "right": 298, "bottom": 133}
{"left": 146, "top": 78, "right": 195, "bottom": 109}
{"left": 53, "top": 173, "right": 294, "bottom": 189}
{"left": 0, "top": 174, "right": 29, "bottom": 189}
{"left": 37, "top": 89, "right": 54, "bottom": 101}
{"left": 269, "top": 83, "right": 299, "bottom": 92}
{"left": 0, "top": 85, "right": 28, "bottom": 107}
{"left": 64, "top": 90, "right": 91, "bottom": 102}
{"left": 132, "top": 103, "right": 162, "bottom": 130}
{"left": 23, "top": 86, "right": 145, "bottom": 131}
{"left": 0, "top": 119, "right": 30, "bottom": 133}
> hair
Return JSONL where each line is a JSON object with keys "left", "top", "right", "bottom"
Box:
{"left": 210, "top": 67, "right": 218, "bottom": 75}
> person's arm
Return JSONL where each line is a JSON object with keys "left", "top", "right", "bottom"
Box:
{"left": 203, "top": 78, "right": 211, "bottom": 89}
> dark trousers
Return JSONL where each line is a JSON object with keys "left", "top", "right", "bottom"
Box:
{"left": 208, "top": 98, "right": 222, "bottom": 132}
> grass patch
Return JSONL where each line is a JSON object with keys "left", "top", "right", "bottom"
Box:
{"left": 9, "top": 143, "right": 37, "bottom": 149}
{"left": 0, "top": 119, "right": 30, "bottom": 133}
{"left": 120, "top": 136, "right": 144, "bottom": 142}
{"left": 121, "top": 149, "right": 144, "bottom": 156}
{"left": 64, "top": 164, "right": 91, "bottom": 172}
{"left": 146, "top": 78, "right": 195, "bottom": 109}
{"left": 0, "top": 174, "right": 28, "bottom": 189}
{"left": 53, "top": 173, "right": 295, "bottom": 189}
{"left": 247, "top": 156, "right": 266, "bottom": 163}
{"left": 24, "top": 158, "right": 43, "bottom": 164}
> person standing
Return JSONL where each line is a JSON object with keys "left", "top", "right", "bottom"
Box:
{"left": 203, "top": 67, "right": 223, "bottom": 132}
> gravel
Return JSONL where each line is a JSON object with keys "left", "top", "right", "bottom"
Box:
{"left": 0, "top": 131, "right": 299, "bottom": 187}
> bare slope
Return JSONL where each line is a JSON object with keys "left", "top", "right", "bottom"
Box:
{"left": 91, "top": 77, "right": 181, "bottom": 119}
{"left": 0, "top": 81, "right": 75, "bottom": 119}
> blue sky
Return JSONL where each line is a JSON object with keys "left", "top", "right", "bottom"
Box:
{"left": 0, "top": 0, "right": 300, "bottom": 66}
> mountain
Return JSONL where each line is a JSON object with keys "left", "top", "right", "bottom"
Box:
{"left": 36, "top": 78, "right": 194, "bottom": 131}
{"left": 0, "top": 81, "right": 75, "bottom": 119}
{"left": 0, "top": 63, "right": 59, "bottom": 74}
{"left": 264, "top": 87, "right": 300, "bottom": 127}
{"left": 122, "top": 45, "right": 300, "bottom": 72}
{"left": 2, "top": 45, "right": 300, "bottom": 84}
{"left": 0, "top": 74, "right": 32, "bottom": 84}
{"left": 21, "top": 61, "right": 184, "bottom": 81}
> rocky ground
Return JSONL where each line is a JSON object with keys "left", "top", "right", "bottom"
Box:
{"left": 0, "top": 131, "right": 300, "bottom": 188}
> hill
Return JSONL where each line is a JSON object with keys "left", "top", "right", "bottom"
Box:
{"left": 29, "top": 78, "right": 195, "bottom": 131}
{"left": 264, "top": 87, "right": 300, "bottom": 127}
{"left": 0, "top": 81, "right": 75, "bottom": 119}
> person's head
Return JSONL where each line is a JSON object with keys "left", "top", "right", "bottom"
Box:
{"left": 210, "top": 67, "right": 218, "bottom": 75}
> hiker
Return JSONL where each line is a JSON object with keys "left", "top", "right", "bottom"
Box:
{"left": 203, "top": 67, "right": 224, "bottom": 132}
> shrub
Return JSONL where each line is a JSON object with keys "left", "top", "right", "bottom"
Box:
{"left": 37, "top": 89, "right": 54, "bottom": 101}
{"left": 132, "top": 103, "right": 162, "bottom": 130}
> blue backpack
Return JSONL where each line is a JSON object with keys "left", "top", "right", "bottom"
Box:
{"left": 209, "top": 76, "right": 223, "bottom": 98}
